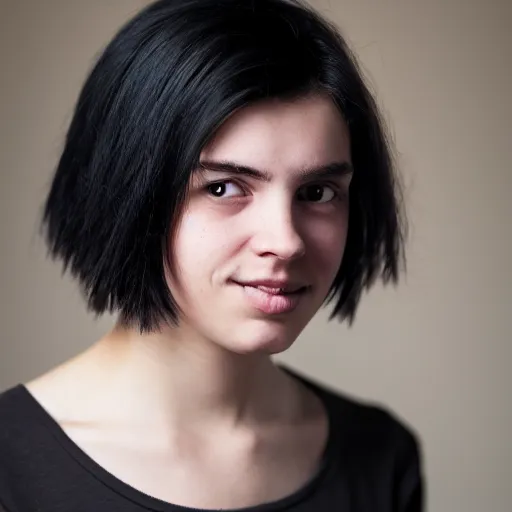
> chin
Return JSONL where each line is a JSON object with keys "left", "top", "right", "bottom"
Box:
{"left": 224, "top": 318, "right": 303, "bottom": 356}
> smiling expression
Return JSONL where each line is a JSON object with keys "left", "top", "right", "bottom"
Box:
{"left": 167, "top": 93, "right": 353, "bottom": 355}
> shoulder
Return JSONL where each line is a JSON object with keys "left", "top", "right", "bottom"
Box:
{"left": 0, "top": 384, "right": 61, "bottom": 470}
{"left": 0, "top": 384, "right": 35, "bottom": 437}
{"left": 327, "top": 384, "right": 422, "bottom": 477}
{"left": 305, "top": 369, "right": 421, "bottom": 462}
{"left": 0, "top": 385, "right": 39, "bottom": 511}
{"left": 0, "top": 384, "right": 77, "bottom": 511}
{"left": 285, "top": 366, "right": 424, "bottom": 509}
{"left": 326, "top": 382, "right": 420, "bottom": 455}
{"left": 286, "top": 365, "right": 420, "bottom": 439}
{"left": 0, "top": 383, "right": 42, "bottom": 425}
{"left": 0, "top": 384, "right": 47, "bottom": 470}
{"left": 286, "top": 365, "right": 420, "bottom": 443}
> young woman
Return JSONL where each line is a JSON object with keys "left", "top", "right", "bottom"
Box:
{"left": 0, "top": 0, "right": 423, "bottom": 510}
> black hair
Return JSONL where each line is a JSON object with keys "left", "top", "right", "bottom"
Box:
{"left": 42, "top": 0, "right": 406, "bottom": 332}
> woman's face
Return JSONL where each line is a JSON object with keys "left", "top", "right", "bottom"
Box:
{"left": 167, "top": 93, "right": 352, "bottom": 355}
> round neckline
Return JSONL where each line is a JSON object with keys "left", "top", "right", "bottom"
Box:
{"left": 17, "top": 370, "right": 338, "bottom": 512}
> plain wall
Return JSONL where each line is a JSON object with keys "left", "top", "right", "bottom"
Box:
{"left": 1, "top": 1, "right": 510, "bottom": 510}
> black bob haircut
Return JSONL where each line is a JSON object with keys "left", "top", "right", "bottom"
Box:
{"left": 42, "top": 0, "right": 406, "bottom": 332}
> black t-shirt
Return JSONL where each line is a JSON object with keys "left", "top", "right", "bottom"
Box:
{"left": 0, "top": 370, "right": 424, "bottom": 511}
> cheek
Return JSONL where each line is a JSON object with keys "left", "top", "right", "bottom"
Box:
{"left": 172, "top": 210, "right": 236, "bottom": 276}
{"left": 304, "top": 215, "right": 349, "bottom": 279}
{"left": 174, "top": 213, "right": 210, "bottom": 269}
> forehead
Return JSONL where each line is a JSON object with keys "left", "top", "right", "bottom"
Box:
{"left": 200, "top": 93, "right": 351, "bottom": 172}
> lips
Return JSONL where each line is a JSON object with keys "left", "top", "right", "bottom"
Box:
{"left": 230, "top": 279, "right": 309, "bottom": 315}
{"left": 234, "top": 279, "right": 307, "bottom": 294}
{"left": 252, "top": 285, "right": 301, "bottom": 295}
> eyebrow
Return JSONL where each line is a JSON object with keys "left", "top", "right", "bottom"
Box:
{"left": 198, "top": 160, "right": 353, "bottom": 182}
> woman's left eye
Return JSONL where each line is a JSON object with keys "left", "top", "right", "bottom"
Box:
{"left": 207, "top": 181, "right": 245, "bottom": 198}
{"left": 297, "top": 184, "right": 338, "bottom": 203}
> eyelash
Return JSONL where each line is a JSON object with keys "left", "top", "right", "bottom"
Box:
{"left": 204, "top": 179, "right": 345, "bottom": 202}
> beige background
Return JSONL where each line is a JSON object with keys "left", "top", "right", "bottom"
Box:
{"left": 1, "top": 0, "right": 511, "bottom": 510}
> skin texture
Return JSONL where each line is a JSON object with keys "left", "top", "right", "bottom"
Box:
{"left": 168, "top": 92, "right": 352, "bottom": 356}
{"left": 26, "top": 93, "right": 353, "bottom": 508}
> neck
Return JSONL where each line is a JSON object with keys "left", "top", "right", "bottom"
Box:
{"left": 74, "top": 322, "right": 296, "bottom": 431}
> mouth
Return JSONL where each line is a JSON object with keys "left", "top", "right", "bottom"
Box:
{"left": 230, "top": 280, "right": 309, "bottom": 315}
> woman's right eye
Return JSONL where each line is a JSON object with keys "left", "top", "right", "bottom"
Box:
{"left": 206, "top": 181, "right": 245, "bottom": 198}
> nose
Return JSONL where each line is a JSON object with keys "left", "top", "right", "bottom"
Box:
{"left": 250, "top": 198, "right": 306, "bottom": 261}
